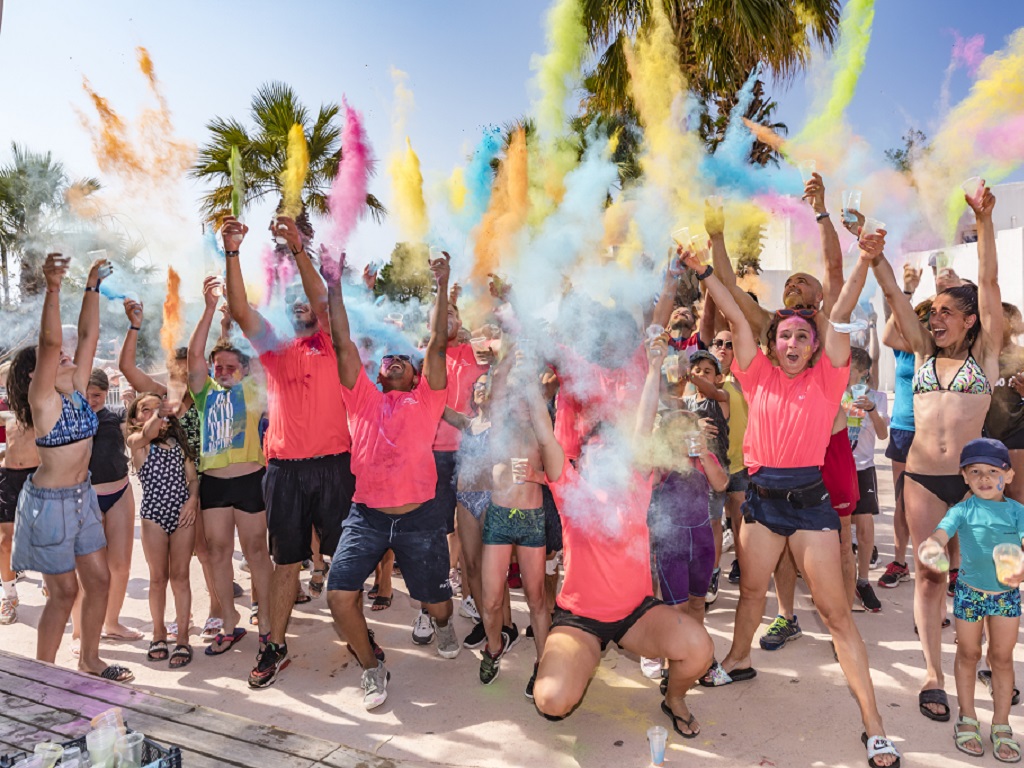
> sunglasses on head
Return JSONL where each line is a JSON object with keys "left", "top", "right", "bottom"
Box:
{"left": 712, "top": 339, "right": 733, "bottom": 350}
{"left": 776, "top": 308, "right": 818, "bottom": 319}
{"left": 381, "top": 354, "right": 411, "bottom": 365}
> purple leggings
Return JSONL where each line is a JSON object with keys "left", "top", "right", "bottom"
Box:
{"left": 652, "top": 523, "right": 716, "bottom": 605}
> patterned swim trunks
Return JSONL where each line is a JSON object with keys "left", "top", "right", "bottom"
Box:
{"left": 953, "top": 578, "right": 1022, "bottom": 622}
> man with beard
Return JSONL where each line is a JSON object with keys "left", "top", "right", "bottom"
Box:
{"left": 221, "top": 213, "right": 355, "bottom": 689}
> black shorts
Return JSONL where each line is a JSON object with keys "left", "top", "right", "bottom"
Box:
{"left": 552, "top": 595, "right": 662, "bottom": 651}
{"left": 432, "top": 451, "right": 458, "bottom": 535}
{"left": 884, "top": 428, "right": 914, "bottom": 464}
{"left": 200, "top": 468, "right": 266, "bottom": 513}
{"left": 853, "top": 467, "right": 879, "bottom": 516}
{"left": 542, "top": 485, "right": 563, "bottom": 555}
{"left": 264, "top": 454, "right": 355, "bottom": 566}
{"left": 0, "top": 467, "right": 35, "bottom": 525}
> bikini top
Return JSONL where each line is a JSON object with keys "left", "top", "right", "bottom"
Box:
{"left": 912, "top": 350, "right": 992, "bottom": 396}
{"left": 35, "top": 391, "right": 99, "bottom": 448}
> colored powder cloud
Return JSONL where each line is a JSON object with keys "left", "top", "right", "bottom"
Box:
{"left": 160, "top": 267, "right": 182, "bottom": 356}
{"left": 952, "top": 32, "right": 986, "bottom": 76}
{"left": 327, "top": 99, "right": 373, "bottom": 250}
{"left": 388, "top": 69, "right": 429, "bottom": 243}
{"left": 472, "top": 128, "right": 529, "bottom": 285}
{"left": 280, "top": 123, "right": 309, "bottom": 219}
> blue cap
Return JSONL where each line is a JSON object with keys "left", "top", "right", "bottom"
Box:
{"left": 959, "top": 437, "right": 1011, "bottom": 470}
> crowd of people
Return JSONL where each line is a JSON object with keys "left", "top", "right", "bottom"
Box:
{"left": 4, "top": 175, "right": 1024, "bottom": 768}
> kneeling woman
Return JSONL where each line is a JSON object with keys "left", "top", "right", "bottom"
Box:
{"left": 687, "top": 237, "right": 900, "bottom": 768}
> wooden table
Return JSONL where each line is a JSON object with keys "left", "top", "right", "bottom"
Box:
{"left": 0, "top": 651, "right": 423, "bottom": 767}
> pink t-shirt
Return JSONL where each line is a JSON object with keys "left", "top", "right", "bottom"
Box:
{"left": 553, "top": 344, "right": 647, "bottom": 460}
{"left": 548, "top": 462, "right": 654, "bottom": 622}
{"left": 733, "top": 349, "right": 850, "bottom": 473}
{"left": 259, "top": 328, "right": 351, "bottom": 460}
{"left": 432, "top": 344, "right": 489, "bottom": 452}
{"left": 342, "top": 368, "right": 447, "bottom": 509}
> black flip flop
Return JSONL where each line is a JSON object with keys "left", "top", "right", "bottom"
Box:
{"left": 169, "top": 644, "right": 193, "bottom": 669}
{"left": 371, "top": 595, "right": 393, "bottom": 611}
{"left": 979, "top": 669, "right": 1021, "bottom": 705}
{"left": 98, "top": 665, "right": 134, "bottom": 683}
{"left": 146, "top": 640, "right": 169, "bottom": 661}
{"left": 919, "top": 688, "right": 951, "bottom": 722}
{"left": 661, "top": 701, "right": 699, "bottom": 739}
{"left": 204, "top": 627, "right": 247, "bottom": 656}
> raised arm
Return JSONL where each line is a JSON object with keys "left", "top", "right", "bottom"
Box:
{"left": 187, "top": 277, "right": 220, "bottom": 395}
{"left": 72, "top": 257, "right": 108, "bottom": 393}
{"left": 28, "top": 254, "right": 68, "bottom": 415}
{"left": 276, "top": 216, "right": 328, "bottom": 326}
{"left": 705, "top": 201, "right": 771, "bottom": 340}
{"left": 970, "top": 186, "right": 1003, "bottom": 359}
{"left": 872, "top": 252, "right": 933, "bottom": 356}
{"left": 804, "top": 174, "right": 844, "bottom": 315}
{"left": 221, "top": 216, "right": 272, "bottom": 346}
{"left": 524, "top": 373, "right": 564, "bottom": 483}
{"left": 868, "top": 314, "right": 881, "bottom": 390}
{"left": 118, "top": 299, "right": 166, "bottom": 397}
{"left": 422, "top": 253, "right": 451, "bottom": 391}
{"left": 699, "top": 287, "right": 718, "bottom": 343}
{"left": 635, "top": 336, "right": 667, "bottom": 438}
{"left": 322, "top": 258, "right": 363, "bottom": 390}
{"left": 651, "top": 255, "right": 684, "bottom": 329}
{"left": 826, "top": 233, "right": 884, "bottom": 368}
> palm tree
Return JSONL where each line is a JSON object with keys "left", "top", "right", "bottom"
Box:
{"left": 190, "top": 82, "right": 386, "bottom": 231}
{"left": 0, "top": 143, "right": 100, "bottom": 301}
{"left": 702, "top": 79, "right": 788, "bottom": 166}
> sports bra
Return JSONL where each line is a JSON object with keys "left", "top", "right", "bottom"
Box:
{"left": 35, "top": 391, "right": 99, "bottom": 448}
{"left": 912, "top": 350, "right": 992, "bottom": 396}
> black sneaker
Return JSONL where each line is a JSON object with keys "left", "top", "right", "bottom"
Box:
{"left": 870, "top": 546, "right": 879, "bottom": 568}
{"left": 706, "top": 567, "right": 721, "bottom": 604}
{"left": 479, "top": 639, "right": 505, "bottom": 685}
{"left": 856, "top": 582, "right": 882, "bottom": 613}
{"left": 248, "top": 642, "right": 288, "bottom": 689}
{"left": 728, "top": 559, "right": 741, "bottom": 584}
{"left": 525, "top": 662, "right": 538, "bottom": 699}
{"left": 502, "top": 623, "right": 521, "bottom": 653}
{"left": 526, "top": 624, "right": 534, "bottom": 639}
{"left": 463, "top": 621, "right": 487, "bottom": 649}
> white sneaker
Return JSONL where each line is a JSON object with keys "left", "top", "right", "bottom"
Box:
{"left": 459, "top": 596, "right": 480, "bottom": 621}
{"left": 361, "top": 662, "right": 390, "bottom": 710}
{"left": 722, "top": 528, "right": 735, "bottom": 553}
{"left": 412, "top": 610, "right": 434, "bottom": 645}
{"left": 435, "top": 620, "right": 461, "bottom": 659}
{"left": 449, "top": 568, "right": 462, "bottom": 597}
{"left": 640, "top": 656, "right": 663, "bottom": 679}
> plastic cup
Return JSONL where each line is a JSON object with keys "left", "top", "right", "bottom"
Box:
{"left": 934, "top": 251, "right": 951, "bottom": 270}
{"left": 961, "top": 176, "right": 984, "bottom": 205}
{"left": 797, "top": 160, "right": 816, "bottom": 182}
{"left": 85, "top": 727, "right": 118, "bottom": 767}
{"left": 993, "top": 543, "right": 1024, "bottom": 586}
{"left": 386, "top": 312, "right": 404, "bottom": 326}
{"left": 89, "top": 709, "right": 126, "bottom": 734}
{"left": 60, "top": 746, "right": 82, "bottom": 766}
{"left": 918, "top": 541, "right": 950, "bottom": 573}
{"left": 428, "top": 246, "right": 446, "bottom": 262}
{"left": 686, "top": 434, "right": 703, "bottom": 458}
{"left": 860, "top": 217, "right": 886, "bottom": 238}
{"left": 671, "top": 227, "right": 690, "bottom": 247}
{"left": 663, "top": 354, "right": 682, "bottom": 385}
{"left": 646, "top": 324, "right": 665, "bottom": 341}
{"left": 851, "top": 383, "right": 869, "bottom": 400}
{"left": 647, "top": 725, "right": 668, "bottom": 766}
{"left": 32, "top": 743, "right": 62, "bottom": 768}
{"left": 842, "top": 189, "right": 862, "bottom": 212}
{"left": 511, "top": 458, "right": 529, "bottom": 485}
{"left": 115, "top": 732, "right": 145, "bottom": 768}
{"left": 469, "top": 337, "right": 490, "bottom": 353}
{"left": 271, "top": 215, "right": 288, "bottom": 246}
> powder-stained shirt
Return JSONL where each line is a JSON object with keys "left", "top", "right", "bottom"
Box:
{"left": 191, "top": 375, "right": 266, "bottom": 473}
{"left": 432, "top": 344, "right": 489, "bottom": 452}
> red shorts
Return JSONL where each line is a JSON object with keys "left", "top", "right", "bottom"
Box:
{"left": 821, "top": 429, "right": 859, "bottom": 517}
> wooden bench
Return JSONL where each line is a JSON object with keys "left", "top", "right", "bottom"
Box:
{"left": 0, "top": 651, "right": 424, "bottom": 767}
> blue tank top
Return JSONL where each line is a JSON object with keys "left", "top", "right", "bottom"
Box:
{"left": 891, "top": 350, "right": 915, "bottom": 432}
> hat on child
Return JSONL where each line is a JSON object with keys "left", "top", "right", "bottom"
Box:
{"left": 959, "top": 437, "right": 1011, "bottom": 470}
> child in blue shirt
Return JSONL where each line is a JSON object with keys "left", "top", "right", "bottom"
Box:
{"left": 920, "top": 437, "right": 1024, "bottom": 762}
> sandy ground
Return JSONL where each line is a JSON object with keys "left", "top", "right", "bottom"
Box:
{"left": 3, "top": 447, "right": 1024, "bottom": 768}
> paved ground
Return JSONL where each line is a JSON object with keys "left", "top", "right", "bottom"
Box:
{"left": 3, "top": 447, "right": 1023, "bottom": 768}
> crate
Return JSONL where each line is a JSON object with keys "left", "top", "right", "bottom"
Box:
{"left": 0, "top": 727, "right": 181, "bottom": 768}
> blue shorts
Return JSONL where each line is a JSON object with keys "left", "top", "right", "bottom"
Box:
{"left": 884, "top": 428, "right": 914, "bottom": 464}
{"left": 482, "top": 502, "right": 546, "bottom": 548}
{"left": 327, "top": 501, "right": 453, "bottom": 604}
{"left": 11, "top": 476, "right": 107, "bottom": 575}
{"left": 743, "top": 466, "right": 839, "bottom": 538}
{"left": 953, "top": 578, "right": 1022, "bottom": 622}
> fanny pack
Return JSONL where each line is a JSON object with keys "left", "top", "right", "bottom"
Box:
{"left": 750, "top": 479, "right": 830, "bottom": 509}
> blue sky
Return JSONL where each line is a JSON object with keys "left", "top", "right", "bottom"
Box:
{"left": 0, "top": 0, "right": 1022, "bottom": 269}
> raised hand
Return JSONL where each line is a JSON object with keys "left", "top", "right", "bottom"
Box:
{"left": 859, "top": 230, "right": 887, "bottom": 262}
{"left": 43, "top": 253, "right": 69, "bottom": 291}
{"left": 967, "top": 182, "right": 996, "bottom": 219}
{"left": 123, "top": 298, "right": 144, "bottom": 327}
{"left": 802, "top": 172, "right": 826, "bottom": 214}
{"left": 202, "top": 275, "right": 222, "bottom": 310}
{"left": 222, "top": 216, "right": 248, "bottom": 251}
{"left": 646, "top": 334, "right": 668, "bottom": 370}
{"left": 429, "top": 250, "right": 451, "bottom": 287}
{"left": 273, "top": 216, "right": 303, "bottom": 254}
{"left": 675, "top": 244, "right": 702, "bottom": 272}
{"left": 903, "top": 263, "right": 923, "bottom": 294}
{"left": 704, "top": 197, "right": 725, "bottom": 237}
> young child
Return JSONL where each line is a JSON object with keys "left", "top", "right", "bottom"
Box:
{"left": 919, "top": 438, "right": 1024, "bottom": 762}
{"left": 843, "top": 347, "right": 888, "bottom": 613}
{"left": 126, "top": 393, "right": 198, "bottom": 670}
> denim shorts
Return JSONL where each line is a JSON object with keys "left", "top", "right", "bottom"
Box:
{"left": 11, "top": 476, "right": 107, "bottom": 575}
{"left": 743, "top": 466, "right": 839, "bottom": 538}
{"left": 482, "top": 502, "right": 546, "bottom": 548}
{"left": 726, "top": 468, "right": 750, "bottom": 494}
{"left": 953, "top": 578, "right": 1022, "bottom": 622}
{"left": 327, "top": 501, "right": 452, "bottom": 603}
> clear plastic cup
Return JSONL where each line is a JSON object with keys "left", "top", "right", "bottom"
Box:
{"left": 993, "top": 543, "right": 1024, "bottom": 586}
{"left": 961, "top": 176, "right": 984, "bottom": 205}
{"left": 918, "top": 541, "right": 950, "bottom": 572}
{"left": 31, "top": 743, "right": 62, "bottom": 768}
{"left": 85, "top": 727, "right": 118, "bottom": 766}
{"left": 934, "top": 251, "right": 951, "bottom": 270}
{"left": 60, "top": 746, "right": 82, "bottom": 766}
{"left": 842, "top": 189, "right": 862, "bottom": 212}
{"left": 851, "top": 383, "right": 869, "bottom": 401}
{"left": 386, "top": 312, "right": 404, "bottom": 326}
{"left": 860, "top": 217, "right": 886, "bottom": 238}
{"left": 647, "top": 725, "right": 668, "bottom": 766}
{"left": 687, "top": 434, "right": 703, "bottom": 457}
{"left": 797, "top": 160, "right": 816, "bottom": 182}
{"left": 115, "top": 732, "right": 145, "bottom": 768}
{"left": 671, "top": 227, "right": 690, "bottom": 247}
{"left": 663, "top": 354, "right": 682, "bottom": 385}
{"left": 469, "top": 337, "right": 490, "bottom": 353}
{"left": 646, "top": 324, "right": 665, "bottom": 341}
{"left": 511, "top": 458, "right": 529, "bottom": 485}
{"left": 271, "top": 215, "right": 288, "bottom": 246}
{"left": 89, "top": 709, "right": 126, "bottom": 734}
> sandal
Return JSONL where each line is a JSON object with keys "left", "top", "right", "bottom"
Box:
{"left": 919, "top": 688, "right": 951, "bottom": 722}
{"left": 169, "top": 644, "right": 193, "bottom": 669}
{"left": 309, "top": 567, "right": 328, "bottom": 598}
{"left": 660, "top": 700, "right": 699, "bottom": 739}
{"left": 862, "top": 732, "right": 902, "bottom": 768}
{"left": 371, "top": 594, "right": 393, "bottom": 612}
{"left": 146, "top": 640, "right": 169, "bottom": 662}
{"left": 954, "top": 715, "right": 985, "bottom": 757}
{"left": 204, "top": 627, "right": 247, "bottom": 656}
{"left": 368, "top": 583, "right": 380, "bottom": 600}
{"left": 249, "top": 604, "right": 259, "bottom": 626}
{"left": 992, "top": 725, "right": 1023, "bottom": 763}
{"left": 979, "top": 669, "right": 1021, "bottom": 705}
{"left": 201, "top": 618, "right": 224, "bottom": 641}
{"left": 96, "top": 665, "right": 135, "bottom": 683}
{"left": 294, "top": 589, "right": 311, "bottom": 605}
{"left": 698, "top": 663, "right": 756, "bottom": 687}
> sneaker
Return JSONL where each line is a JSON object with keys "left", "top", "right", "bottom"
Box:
{"left": 248, "top": 642, "right": 288, "bottom": 689}
{"left": 361, "top": 662, "right": 390, "bottom": 710}
{"left": 449, "top": 568, "right": 462, "bottom": 597}
{"left": 301, "top": 559, "right": 312, "bottom": 571}
{"left": 412, "top": 610, "right": 434, "bottom": 645}
{"left": 722, "top": 528, "right": 734, "bottom": 553}
{"left": 479, "top": 639, "right": 506, "bottom": 685}
{"left": 856, "top": 582, "right": 882, "bottom": 613}
{"left": 502, "top": 623, "right": 521, "bottom": 653}
{"left": 706, "top": 568, "right": 721, "bottom": 604}
{"left": 507, "top": 563, "right": 522, "bottom": 589}
{"left": 368, "top": 628, "right": 386, "bottom": 663}
{"left": 640, "top": 656, "right": 663, "bottom": 679}
{"left": 525, "top": 662, "right": 538, "bottom": 699}
{"left": 459, "top": 595, "right": 480, "bottom": 621}
{"left": 759, "top": 615, "right": 802, "bottom": 651}
{"left": 947, "top": 568, "right": 959, "bottom": 598}
{"left": 463, "top": 621, "right": 487, "bottom": 649}
{"left": 870, "top": 545, "right": 879, "bottom": 568}
{"left": 728, "top": 559, "right": 741, "bottom": 584}
{"left": 0, "top": 596, "right": 17, "bottom": 625}
{"left": 435, "top": 620, "right": 461, "bottom": 659}
{"left": 15, "top": 571, "right": 25, "bottom": 582}
{"left": 877, "top": 561, "right": 910, "bottom": 589}
{"left": 526, "top": 624, "right": 534, "bottom": 638}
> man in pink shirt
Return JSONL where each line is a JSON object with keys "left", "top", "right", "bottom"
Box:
{"left": 323, "top": 250, "right": 459, "bottom": 711}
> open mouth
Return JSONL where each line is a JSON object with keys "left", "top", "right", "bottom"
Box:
{"left": 785, "top": 352, "right": 800, "bottom": 363}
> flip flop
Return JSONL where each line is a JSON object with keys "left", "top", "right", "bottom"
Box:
{"left": 96, "top": 665, "right": 135, "bottom": 683}
{"left": 699, "top": 664, "right": 756, "bottom": 687}
{"left": 368, "top": 583, "right": 380, "bottom": 600}
{"left": 661, "top": 700, "right": 699, "bottom": 739}
{"left": 101, "top": 627, "right": 144, "bottom": 641}
{"left": 862, "top": 732, "right": 902, "bottom": 768}
{"left": 294, "top": 591, "right": 311, "bottom": 605}
{"left": 919, "top": 688, "right": 951, "bottom": 722}
{"left": 146, "top": 640, "right": 169, "bottom": 661}
{"left": 201, "top": 618, "right": 224, "bottom": 641}
{"left": 371, "top": 595, "right": 393, "bottom": 612}
{"left": 169, "top": 644, "right": 193, "bottom": 669}
{"left": 204, "top": 627, "right": 247, "bottom": 656}
{"left": 979, "top": 669, "right": 1021, "bottom": 706}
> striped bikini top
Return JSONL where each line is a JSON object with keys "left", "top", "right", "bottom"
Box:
{"left": 912, "top": 350, "right": 992, "bottom": 396}
{"left": 35, "top": 391, "right": 99, "bottom": 448}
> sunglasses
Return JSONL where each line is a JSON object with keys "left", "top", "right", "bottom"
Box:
{"left": 381, "top": 354, "right": 411, "bottom": 365}
{"left": 776, "top": 308, "right": 818, "bottom": 319}
{"left": 712, "top": 339, "right": 733, "bottom": 350}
